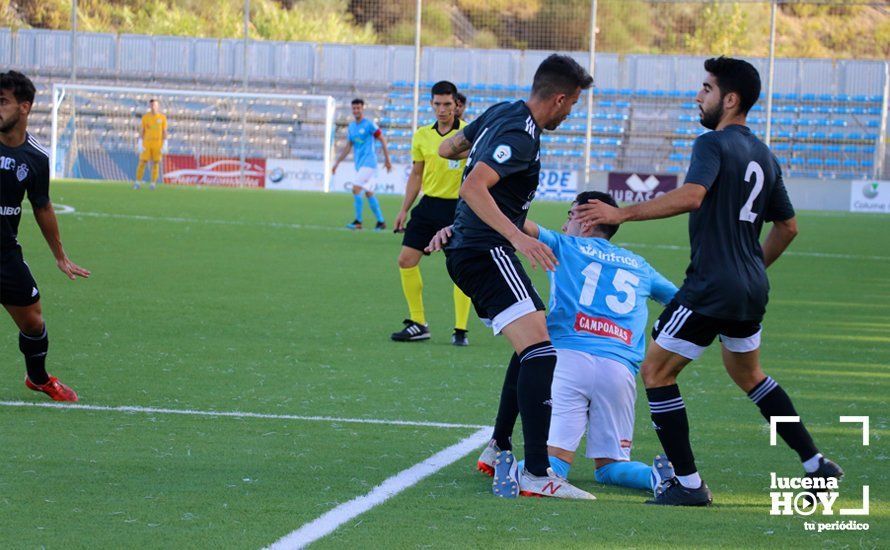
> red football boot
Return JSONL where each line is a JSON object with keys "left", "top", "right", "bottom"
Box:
{"left": 25, "top": 375, "right": 79, "bottom": 402}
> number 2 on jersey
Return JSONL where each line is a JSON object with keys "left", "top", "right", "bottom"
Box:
{"left": 739, "top": 160, "right": 764, "bottom": 223}
{"left": 579, "top": 262, "right": 639, "bottom": 314}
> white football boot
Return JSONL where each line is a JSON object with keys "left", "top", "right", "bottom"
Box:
{"left": 519, "top": 467, "right": 596, "bottom": 500}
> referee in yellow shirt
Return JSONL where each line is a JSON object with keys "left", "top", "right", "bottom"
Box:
{"left": 391, "top": 81, "right": 472, "bottom": 345}
{"left": 134, "top": 98, "right": 167, "bottom": 190}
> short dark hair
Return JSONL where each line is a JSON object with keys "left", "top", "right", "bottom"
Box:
{"left": 574, "top": 191, "right": 619, "bottom": 239}
{"left": 431, "top": 80, "right": 457, "bottom": 98}
{"left": 0, "top": 70, "right": 36, "bottom": 105}
{"left": 703, "top": 56, "right": 761, "bottom": 115}
{"left": 455, "top": 92, "right": 467, "bottom": 105}
{"left": 532, "top": 54, "right": 593, "bottom": 99}
{"left": 149, "top": 98, "right": 158, "bottom": 104}
{"left": 351, "top": 98, "right": 365, "bottom": 106}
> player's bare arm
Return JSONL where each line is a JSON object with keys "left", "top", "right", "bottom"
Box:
{"left": 761, "top": 216, "right": 798, "bottom": 268}
{"left": 574, "top": 183, "right": 707, "bottom": 227}
{"left": 460, "top": 162, "right": 557, "bottom": 271}
{"left": 375, "top": 132, "right": 393, "bottom": 172}
{"left": 332, "top": 140, "right": 352, "bottom": 174}
{"left": 395, "top": 161, "right": 424, "bottom": 232}
{"left": 438, "top": 130, "right": 470, "bottom": 160}
{"left": 33, "top": 203, "right": 90, "bottom": 280}
{"left": 426, "top": 219, "right": 539, "bottom": 253}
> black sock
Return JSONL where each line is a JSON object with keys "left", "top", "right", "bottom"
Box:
{"left": 491, "top": 353, "right": 520, "bottom": 451}
{"left": 20, "top": 326, "right": 49, "bottom": 385}
{"left": 647, "top": 384, "right": 697, "bottom": 476}
{"left": 748, "top": 376, "right": 819, "bottom": 462}
{"left": 517, "top": 342, "right": 557, "bottom": 476}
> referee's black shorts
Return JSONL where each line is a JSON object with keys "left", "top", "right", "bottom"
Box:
{"left": 1, "top": 247, "right": 41, "bottom": 307}
{"left": 445, "top": 246, "right": 545, "bottom": 334}
{"left": 401, "top": 196, "right": 459, "bottom": 253}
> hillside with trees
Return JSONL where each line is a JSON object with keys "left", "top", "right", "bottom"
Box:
{"left": 1, "top": 0, "right": 887, "bottom": 58}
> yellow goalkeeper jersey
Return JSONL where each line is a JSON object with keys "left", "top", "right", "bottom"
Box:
{"left": 141, "top": 112, "right": 167, "bottom": 145}
{"left": 410, "top": 118, "right": 466, "bottom": 199}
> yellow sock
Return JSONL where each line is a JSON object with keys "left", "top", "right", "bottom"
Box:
{"left": 150, "top": 162, "right": 160, "bottom": 183}
{"left": 453, "top": 284, "right": 471, "bottom": 331}
{"left": 399, "top": 266, "right": 425, "bottom": 325}
{"left": 136, "top": 160, "right": 146, "bottom": 181}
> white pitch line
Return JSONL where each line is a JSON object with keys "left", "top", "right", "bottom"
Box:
{"left": 0, "top": 401, "right": 486, "bottom": 430}
{"left": 71, "top": 210, "right": 345, "bottom": 233}
{"left": 266, "top": 427, "right": 491, "bottom": 550}
{"left": 63, "top": 210, "right": 890, "bottom": 262}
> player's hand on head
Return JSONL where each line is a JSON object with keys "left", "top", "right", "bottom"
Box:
{"left": 574, "top": 200, "right": 624, "bottom": 229}
{"left": 510, "top": 232, "right": 558, "bottom": 271}
{"left": 57, "top": 257, "right": 90, "bottom": 280}
{"left": 424, "top": 225, "right": 453, "bottom": 253}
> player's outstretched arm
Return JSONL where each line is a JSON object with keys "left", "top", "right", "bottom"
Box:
{"left": 33, "top": 204, "right": 90, "bottom": 280}
{"left": 460, "top": 162, "right": 557, "bottom": 271}
{"left": 761, "top": 216, "right": 798, "bottom": 268}
{"left": 522, "top": 219, "right": 540, "bottom": 239}
{"left": 438, "top": 131, "right": 470, "bottom": 160}
{"left": 574, "top": 183, "right": 707, "bottom": 227}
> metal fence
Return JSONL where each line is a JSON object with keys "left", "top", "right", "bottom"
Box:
{"left": 2, "top": 0, "right": 888, "bottom": 180}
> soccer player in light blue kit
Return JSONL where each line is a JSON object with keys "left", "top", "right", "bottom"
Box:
{"left": 332, "top": 98, "right": 392, "bottom": 231}
{"left": 436, "top": 191, "right": 679, "bottom": 498}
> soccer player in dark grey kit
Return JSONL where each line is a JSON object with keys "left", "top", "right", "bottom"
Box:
{"left": 439, "top": 54, "right": 593, "bottom": 498}
{"left": 0, "top": 71, "right": 90, "bottom": 401}
{"left": 577, "top": 57, "right": 842, "bottom": 506}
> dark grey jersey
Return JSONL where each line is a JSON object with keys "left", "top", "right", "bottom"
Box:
{"left": 1, "top": 133, "right": 51, "bottom": 253}
{"left": 678, "top": 125, "right": 795, "bottom": 321}
{"left": 448, "top": 100, "right": 542, "bottom": 251}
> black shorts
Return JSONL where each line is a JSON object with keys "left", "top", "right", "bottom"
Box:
{"left": 1, "top": 248, "right": 40, "bottom": 307}
{"left": 651, "top": 299, "right": 761, "bottom": 360}
{"left": 402, "top": 196, "right": 459, "bottom": 253}
{"left": 445, "top": 246, "right": 545, "bottom": 334}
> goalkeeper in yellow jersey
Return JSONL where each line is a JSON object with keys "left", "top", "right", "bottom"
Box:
{"left": 390, "top": 81, "right": 472, "bottom": 346}
{"left": 134, "top": 98, "right": 167, "bottom": 190}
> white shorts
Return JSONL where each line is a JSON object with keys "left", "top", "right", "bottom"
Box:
{"left": 548, "top": 348, "right": 636, "bottom": 461}
{"left": 353, "top": 166, "right": 377, "bottom": 192}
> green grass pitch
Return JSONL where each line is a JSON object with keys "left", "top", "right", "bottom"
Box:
{"left": 0, "top": 180, "right": 887, "bottom": 548}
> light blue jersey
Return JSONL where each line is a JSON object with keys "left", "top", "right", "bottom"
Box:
{"left": 347, "top": 118, "right": 380, "bottom": 170}
{"left": 538, "top": 227, "right": 678, "bottom": 375}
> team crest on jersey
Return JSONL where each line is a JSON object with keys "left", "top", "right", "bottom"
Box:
{"left": 16, "top": 163, "right": 28, "bottom": 182}
{"left": 493, "top": 144, "right": 512, "bottom": 164}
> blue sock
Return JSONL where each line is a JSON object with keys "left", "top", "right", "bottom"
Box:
{"left": 352, "top": 194, "right": 363, "bottom": 222}
{"left": 517, "top": 456, "right": 571, "bottom": 479}
{"left": 366, "top": 195, "right": 384, "bottom": 223}
{"left": 594, "top": 461, "right": 653, "bottom": 491}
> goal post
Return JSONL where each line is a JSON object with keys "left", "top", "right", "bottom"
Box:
{"left": 50, "top": 84, "right": 336, "bottom": 190}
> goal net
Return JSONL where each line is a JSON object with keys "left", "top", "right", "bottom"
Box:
{"left": 50, "top": 84, "right": 336, "bottom": 190}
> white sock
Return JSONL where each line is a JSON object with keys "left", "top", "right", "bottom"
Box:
{"left": 677, "top": 472, "right": 702, "bottom": 489}
{"left": 802, "top": 453, "right": 823, "bottom": 473}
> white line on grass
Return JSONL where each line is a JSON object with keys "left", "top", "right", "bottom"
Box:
{"left": 0, "top": 401, "right": 487, "bottom": 430}
{"left": 266, "top": 427, "right": 491, "bottom": 550}
{"left": 66, "top": 210, "right": 890, "bottom": 262}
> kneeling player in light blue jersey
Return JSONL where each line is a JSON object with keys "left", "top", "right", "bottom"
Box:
{"left": 456, "top": 191, "right": 679, "bottom": 497}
